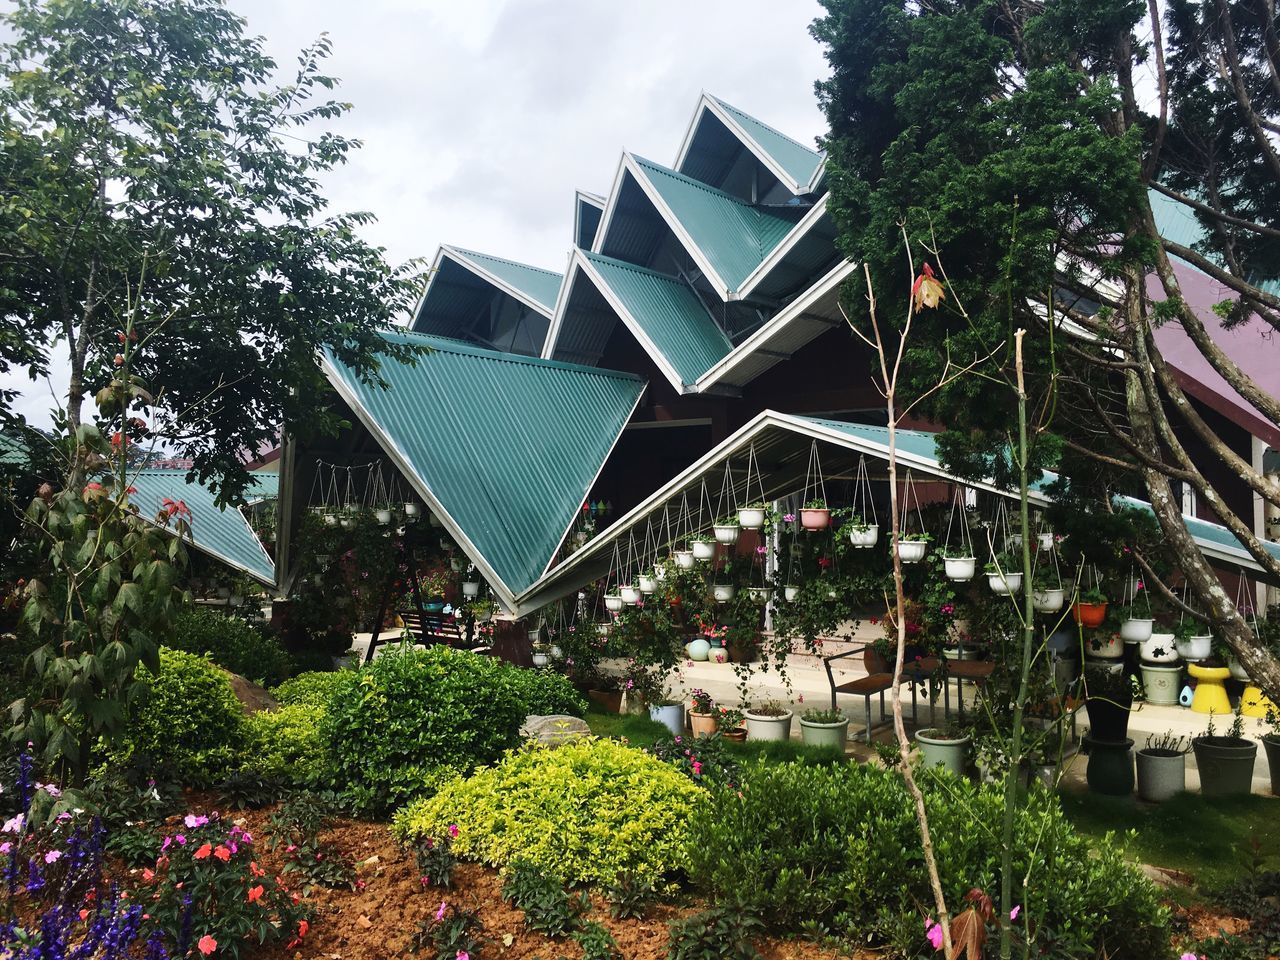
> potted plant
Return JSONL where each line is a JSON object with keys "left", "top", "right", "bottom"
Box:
{"left": 783, "top": 582, "right": 801, "bottom": 602}
{"left": 403, "top": 501, "right": 421, "bottom": 519}
{"left": 895, "top": 531, "right": 931, "bottom": 564}
{"left": 717, "top": 706, "right": 747, "bottom": 742}
{"left": 1264, "top": 702, "right": 1280, "bottom": 796}
{"left": 1036, "top": 530, "right": 1056, "bottom": 551}
{"left": 691, "top": 535, "right": 717, "bottom": 561}
{"left": 1072, "top": 585, "right": 1108, "bottom": 628}
{"left": 941, "top": 546, "right": 976, "bottom": 582}
{"left": 800, "top": 498, "right": 831, "bottom": 531}
{"left": 712, "top": 580, "right": 736, "bottom": 603}
{"left": 1082, "top": 662, "right": 1133, "bottom": 741}
{"left": 713, "top": 515, "right": 741, "bottom": 545}
{"left": 1192, "top": 711, "right": 1258, "bottom": 798}
{"left": 738, "top": 502, "right": 768, "bottom": 530}
{"left": 531, "top": 643, "right": 551, "bottom": 668}
{"left": 461, "top": 568, "right": 481, "bottom": 598}
{"left": 846, "top": 514, "right": 879, "bottom": 549}
{"left": 604, "top": 589, "right": 624, "bottom": 612}
{"left": 586, "top": 677, "right": 623, "bottom": 714}
{"left": 648, "top": 696, "right": 685, "bottom": 737}
{"left": 689, "top": 688, "right": 717, "bottom": 737}
{"left": 1136, "top": 731, "right": 1188, "bottom": 803}
{"left": 619, "top": 582, "right": 641, "bottom": 605}
{"left": 1030, "top": 568, "right": 1064, "bottom": 612}
{"left": 745, "top": 700, "right": 793, "bottom": 741}
{"left": 1117, "top": 604, "right": 1154, "bottom": 643}
{"left": 747, "top": 585, "right": 773, "bottom": 604}
{"left": 637, "top": 568, "right": 659, "bottom": 594}
{"left": 1085, "top": 631, "right": 1124, "bottom": 660}
{"left": 673, "top": 547, "right": 695, "bottom": 569}
{"left": 984, "top": 553, "right": 1021, "bottom": 594}
{"left": 1173, "top": 619, "right": 1212, "bottom": 661}
{"left": 914, "top": 723, "right": 971, "bottom": 777}
{"left": 1139, "top": 631, "right": 1178, "bottom": 664}
{"left": 799, "top": 707, "right": 849, "bottom": 749}
{"left": 467, "top": 597, "right": 497, "bottom": 623}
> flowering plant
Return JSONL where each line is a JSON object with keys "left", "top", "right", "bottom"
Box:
{"left": 689, "top": 688, "right": 714, "bottom": 714}
{"left": 715, "top": 706, "right": 745, "bottom": 733}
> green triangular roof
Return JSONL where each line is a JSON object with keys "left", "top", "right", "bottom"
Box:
{"left": 708, "top": 95, "right": 824, "bottom": 188}
{"left": 449, "top": 247, "right": 564, "bottom": 311}
{"left": 631, "top": 155, "right": 801, "bottom": 291}
{"left": 323, "top": 332, "right": 644, "bottom": 598}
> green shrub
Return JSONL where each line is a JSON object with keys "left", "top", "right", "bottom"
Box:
{"left": 322, "top": 644, "right": 528, "bottom": 815}
{"left": 667, "top": 904, "right": 763, "bottom": 960}
{"left": 129, "top": 648, "right": 246, "bottom": 785}
{"left": 272, "top": 669, "right": 348, "bottom": 710}
{"left": 167, "top": 608, "right": 293, "bottom": 686}
{"left": 242, "top": 703, "right": 325, "bottom": 784}
{"left": 392, "top": 737, "right": 704, "bottom": 889}
{"left": 497, "top": 663, "right": 587, "bottom": 717}
{"left": 687, "top": 761, "right": 1169, "bottom": 958}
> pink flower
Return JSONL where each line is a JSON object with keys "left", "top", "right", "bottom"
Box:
{"left": 691, "top": 761, "right": 703, "bottom": 776}
{"left": 2, "top": 814, "right": 24, "bottom": 834}
{"left": 783, "top": 513, "right": 795, "bottom": 523}
{"left": 755, "top": 545, "right": 766, "bottom": 555}
{"left": 436, "top": 901, "right": 448, "bottom": 921}
{"left": 447, "top": 824, "right": 459, "bottom": 839}
{"left": 925, "top": 920, "right": 944, "bottom": 950}
{"left": 44, "top": 849, "right": 61, "bottom": 864}
{"left": 197, "top": 934, "right": 217, "bottom": 955}
{"left": 457, "top": 953, "right": 469, "bottom": 960}
{"left": 184, "top": 814, "right": 208, "bottom": 829}
{"left": 1010, "top": 904, "right": 1021, "bottom": 921}
{"left": 0, "top": 843, "right": 10, "bottom": 854}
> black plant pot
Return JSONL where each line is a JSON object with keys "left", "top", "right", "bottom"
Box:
{"left": 1084, "top": 695, "right": 1133, "bottom": 743}
{"left": 1264, "top": 735, "right": 1280, "bottom": 797}
{"left": 1085, "top": 736, "right": 1135, "bottom": 796}
{"left": 1192, "top": 736, "right": 1257, "bottom": 798}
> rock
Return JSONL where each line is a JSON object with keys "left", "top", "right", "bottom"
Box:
{"left": 520, "top": 714, "right": 591, "bottom": 745}
{"left": 221, "top": 669, "right": 278, "bottom": 714}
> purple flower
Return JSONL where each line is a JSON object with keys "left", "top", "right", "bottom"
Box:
{"left": 183, "top": 814, "right": 209, "bottom": 829}
{"left": 2, "top": 814, "right": 24, "bottom": 834}
{"left": 447, "top": 824, "right": 459, "bottom": 838}
{"left": 783, "top": 513, "right": 795, "bottom": 523}
{"left": 174, "top": 834, "right": 186, "bottom": 845}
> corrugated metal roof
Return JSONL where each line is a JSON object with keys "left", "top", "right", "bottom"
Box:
{"left": 0, "top": 431, "right": 29, "bottom": 467}
{"left": 1149, "top": 189, "right": 1280, "bottom": 297}
{"left": 631, "top": 156, "right": 802, "bottom": 291}
{"left": 128, "top": 469, "right": 276, "bottom": 585}
{"left": 708, "top": 95, "right": 824, "bottom": 189}
{"left": 581, "top": 252, "right": 732, "bottom": 387}
{"left": 448, "top": 247, "right": 564, "bottom": 311}
{"left": 323, "top": 331, "right": 644, "bottom": 599}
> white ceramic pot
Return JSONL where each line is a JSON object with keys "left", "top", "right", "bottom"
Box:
{"left": 943, "top": 557, "right": 976, "bottom": 581}
{"left": 1037, "top": 532, "right": 1055, "bottom": 551}
{"left": 462, "top": 581, "right": 480, "bottom": 598}
{"left": 531, "top": 652, "right": 549, "bottom": 668}
{"left": 322, "top": 513, "right": 339, "bottom": 527}
{"left": 1229, "top": 656, "right": 1250, "bottom": 682}
{"left": 1032, "top": 588, "right": 1065, "bottom": 613}
{"left": 691, "top": 540, "right": 716, "bottom": 561}
{"left": 1088, "top": 634, "right": 1124, "bottom": 659}
{"left": 619, "top": 584, "right": 641, "bottom": 605}
{"left": 738, "top": 507, "right": 766, "bottom": 529}
{"left": 1140, "top": 665, "right": 1182, "bottom": 706}
{"left": 604, "top": 594, "right": 624, "bottom": 612}
{"left": 654, "top": 564, "right": 668, "bottom": 581}
{"left": 744, "top": 710, "right": 793, "bottom": 742}
{"left": 784, "top": 584, "right": 801, "bottom": 602}
{"left": 449, "top": 557, "right": 464, "bottom": 572}
{"left": 712, "top": 583, "right": 735, "bottom": 602}
{"left": 1140, "top": 633, "right": 1178, "bottom": 663}
{"left": 1175, "top": 634, "right": 1212, "bottom": 661}
{"left": 404, "top": 502, "right": 420, "bottom": 518}
{"left": 988, "top": 571, "right": 1023, "bottom": 595}
{"left": 896, "top": 540, "right": 928, "bottom": 563}
{"left": 714, "top": 523, "right": 740, "bottom": 545}
{"left": 1119, "top": 618, "right": 1154, "bottom": 643}
{"left": 748, "top": 586, "right": 773, "bottom": 604}
{"left": 649, "top": 704, "right": 684, "bottom": 737}
{"left": 637, "top": 574, "right": 658, "bottom": 594}
{"left": 674, "top": 549, "right": 695, "bottom": 569}
{"left": 848, "top": 524, "right": 879, "bottom": 549}
{"left": 375, "top": 508, "right": 393, "bottom": 525}
{"left": 549, "top": 644, "right": 563, "bottom": 659}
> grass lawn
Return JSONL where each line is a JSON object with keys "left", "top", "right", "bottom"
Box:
{"left": 584, "top": 706, "right": 846, "bottom": 765}
{"left": 1059, "top": 789, "right": 1280, "bottom": 897}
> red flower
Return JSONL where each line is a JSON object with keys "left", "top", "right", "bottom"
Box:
{"left": 246, "top": 884, "right": 263, "bottom": 903}
{"left": 110, "top": 431, "right": 124, "bottom": 449}
{"left": 141, "top": 868, "right": 154, "bottom": 881}
{"left": 193, "top": 843, "right": 212, "bottom": 860}
{"left": 197, "top": 934, "right": 217, "bottom": 955}
{"left": 213, "top": 845, "right": 231, "bottom": 862}
{"left": 250, "top": 861, "right": 265, "bottom": 877}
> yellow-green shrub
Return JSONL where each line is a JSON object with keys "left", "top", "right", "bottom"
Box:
{"left": 271, "top": 670, "right": 348, "bottom": 711}
{"left": 391, "top": 738, "right": 703, "bottom": 889}
{"left": 242, "top": 703, "right": 325, "bottom": 784}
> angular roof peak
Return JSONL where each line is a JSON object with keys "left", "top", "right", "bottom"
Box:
{"left": 443, "top": 246, "right": 564, "bottom": 312}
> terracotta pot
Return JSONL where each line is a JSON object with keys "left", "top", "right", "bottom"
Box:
{"left": 864, "top": 647, "right": 891, "bottom": 674}
{"left": 690, "top": 711, "right": 718, "bottom": 737}
{"left": 800, "top": 508, "right": 831, "bottom": 530}
{"left": 722, "top": 728, "right": 747, "bottom": 742}
{"left": 1072, "top": 602, "right": 1108, "bottom": 628}
{"left": 587, "top": 689, "right": 623, "bottom": 713}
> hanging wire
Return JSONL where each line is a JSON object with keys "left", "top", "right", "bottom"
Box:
{"left": 802, "top": 440, "right": 828, "bottom": 506}
{"left": 744, "top": 443, "right": 768, "bottom": 507}
{"left": 898, "top": 470, "right": 926, "bottom": 534}
{"left": 944, "top": 486, "right": 974, "bottom": 556}
{"left": 852, "top": 455, "right": 878, "bottom": 526}
{"left": 715, "top": 462, "right": 737, "bottom": 521}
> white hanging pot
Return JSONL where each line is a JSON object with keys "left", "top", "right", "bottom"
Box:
{"left": 674, "top": 549, "right": 695, "bottom": 569}
{"left": 784, "top": 584, "right": 801, "bottom": 602}
{"left": 604, "top": 594, "right": 624, "bottom": 612}
{"left": 1119, "top": 618, "right": 1154, "bottom": 643}
{"left": 638, "top": 574, "right": 658, "bottom": 594}
{"left": 714, "top": 523, "right": 741, "bottom": 545}
{"left": 549, "top": 644, "right": 563, "bottom": 660}
{"left": 748, "top": 586, "right": 773, "bottom": 604}
{"left": 1174, "top": 634, "right": 1212, "bottom": 661}
{"left": 339, "top": 515, "right": 356, "bottom": 530}
{"left": 1140, "top": 633, "right": 1178, "bottom": 663}
{"left": 848, "top": 524, "right": 879, "bottom": 549}
{"left": 691, "top": 540, "right": 716, "bottom": 561}
{"left": 988, "top": 571, "right": 1023, "bottom": 595}
{"left": 943, "top": 556, "right": 976, "bottom": 581}
{"left": 895, "top": 540, "right": 928, "bottom": 564}
{"left": 1037, "top": 532, "right": 1055, "bottom": 551}
{"left": 531, "top": 651, "right": 549, "bottom": 668}
{"left": 322, "top": 513, "right": 338, "bottom": 527}
{"left": 462, "top": 580, "right": 480, "bottom": 598}
{"left": 738, "top": 507, "right": 766, "bottom": 529}
{"left": 713, "top": 583, "right": 736, "bottom": 602}
{"left": 375, "top": 508, "right": 393, "bottom": 525}
{"left": 1032, "top": 588, "right": 1065, "bottom": 613}
{"left": 619, "top": 584, "right": 641, "bottom": 605}
{"left": 404, "top": 502, "right": 420, "bottom": 518}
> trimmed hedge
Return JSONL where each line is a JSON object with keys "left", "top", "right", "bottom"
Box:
{"left": 167, "top": 608, "right": 293, "bottom": 686}
{"left": 272, "top": 669, "right": 348, "bottom": 710}
{"left": 392, "top": 738, "right": 703, "bottom": 889}
{"left": 497, "top": 662, "right": 587, "bottom": 717}
{"left": 242, "top": 704, "right": 325, "bottom": 785}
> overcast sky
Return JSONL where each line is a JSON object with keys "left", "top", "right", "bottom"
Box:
{"left": 5, "top": 0, "right": 830, "bottom": 429}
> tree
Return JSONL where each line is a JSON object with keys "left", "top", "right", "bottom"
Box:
{"left": 812, "top": 0, "right": 1280, "bottom": 706}
{"left": 0, "top": 0, "right": 425, "bottom": 502}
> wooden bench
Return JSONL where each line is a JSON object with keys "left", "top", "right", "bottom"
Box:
{"left": 394, "top": 610, "right": 492, "bottom": 656}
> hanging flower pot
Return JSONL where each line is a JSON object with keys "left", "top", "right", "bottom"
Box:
{"left": 339, "top": 514, "right": 356, "bottom": 531}
{"left": 404, "top": 502, "right": 420, "bottom": 518}
{"left": 895, "top": 538, "right": 928, "bottom": 564}
{"left": 619, "top": 584, "right": 641, "bottom": 605}
{"left": 449, "top": 557, "right": 464, "bottom": 572}
{"left": 1032, "top": 588, "right": 1065, "bottom": 613}
{"left": 748, "top": 586, "right": 773, "bottom": 604}
{"left": 531, "top": 649, "right": 550, "bottom": 668}
{"left": 321, "top": 511, "right": 339, "bottom": 527}
{"left": 1072, "top": 601, "right": 1108, "bottom": 629}
{"left": 1037, "top": 532, "right": 1055, "bottom": 551}
{"left": 800, "top": 503, "right": 831, "bottom": 530}
{"left": 1119, "top": 618, "right": 1154, "bottom": 643}
{"left": 848, "top": 522, "right": 879, "bottom": 548}
{"left": 738, "top": 505, "right": 767, "bottom": 529}
{"left": 713, "top": 583, "right": 735, "bottom": 602}
{"left": 987, "top": 569, "right": 1023, "bottom": 594}
{"left": 604, "top": 592, "right": 624, "bottom": 612}
{"left": 654, "top": 563, "right": 668, "bottom": 581}
{"left": 375, "top": 507, "right": 393, "bottom": 525}
{"left": 638, "top": 573, "right": 658, "bottom": 594}
{"left": 784, "top": 584, "right": 801, "bottom": 602}
{"left": 674, "top": 549, "right": 695, "bottom": 569}
{"left": 713, "top": 519, "right": 741, "bottom": 545}
{"left": 691, "top": 538, "right": 716, "bottom": 561}
{"left": 461, "top": 579, "right": 481, "bottom": 598}
{"left": 1174, "top": 633, "right": 1212, "bottom": 661}
{"left": 943, "top": 555, "right": 976, "bottom": 581}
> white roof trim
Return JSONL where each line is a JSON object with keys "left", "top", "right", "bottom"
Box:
{"left": 439, "top": 244, "right": 558, "bottom": 319}
{"left": 320, "top": 354, "right": 520, "bottom": 612}
{"left": 574, "top": 190, "right": 606, "bottom": 249}
{"left": 408, "top": 246, "right": 451, "bottom": 332}
{"left": 695, "top": 258, "right": 857, "bottom": 391}
{"left": 733, "top": 194, "right": 830, "bottom": 300}
{"left": 673, "top": 93, "right": 810, "bottom": 196}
